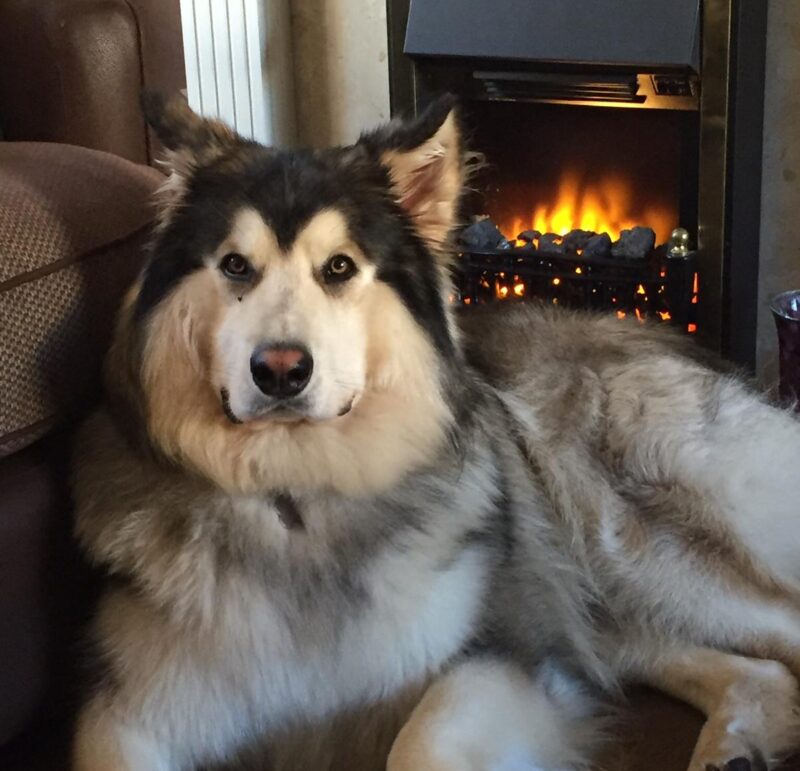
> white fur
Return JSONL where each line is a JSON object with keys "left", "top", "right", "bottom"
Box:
{"left": 389, "top": 660, "right": 598, "bottom": 771}
{"left": 76, "top": 484, "right": 493, "bottom": 770}
{"left": 679, "top": 382, "right": 800, "bottom": 588}
{"left": 600, "top": 358, "right": 800, "bottom": 586}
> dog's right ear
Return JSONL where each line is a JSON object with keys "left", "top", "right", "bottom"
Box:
{"left": 142, "top": 92, "right": 242, "bottom": 176}
{"left": 357, "top": 95, "right": 466, "bottom": 257}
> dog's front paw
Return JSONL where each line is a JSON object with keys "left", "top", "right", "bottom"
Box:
{"left": 689, "top": 724, "right": 772, "bottom": 771}
{"left": 704, "top": 752, "right": 768, "bottom": 771}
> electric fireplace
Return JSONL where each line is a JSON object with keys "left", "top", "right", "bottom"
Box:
{"left": 387, "top": 0, "right": 768, "bottom": 367}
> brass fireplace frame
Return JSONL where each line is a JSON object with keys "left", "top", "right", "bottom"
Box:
{"left": 387, "top": 0, "right": 768, "bottom": 368}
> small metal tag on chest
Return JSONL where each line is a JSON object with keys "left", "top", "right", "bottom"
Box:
{"left": 273, "top": 493, "right": 304, "bottom": 530}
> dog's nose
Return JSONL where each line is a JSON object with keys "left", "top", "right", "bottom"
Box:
{"left": 250, "top": 344, "right": 313, "bottom": 398}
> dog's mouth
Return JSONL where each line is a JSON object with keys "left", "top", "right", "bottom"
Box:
{"left": 220, "top": 388, "right": 306, "bottom": 425}
{"left": 220, "top": 388, "right": 357, "bottom": 425}
{"left": 337, "top": 396, "right": 356, "bottom": 417}
{"left": 220, "top": 388, "right": 243, "bottom": 424}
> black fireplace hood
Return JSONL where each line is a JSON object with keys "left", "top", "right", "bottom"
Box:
{"left": 404, "top": 0, "right": 700, "bottom": 72}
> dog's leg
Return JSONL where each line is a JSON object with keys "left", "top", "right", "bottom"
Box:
{"left": 73, "top": 697, "right": 172, "bottom": 771}
{"left": 631, "top": 645, "right": 800, "bottom": 771}
{"left": 387, "top": 658, "right": 597, "bottom": 771}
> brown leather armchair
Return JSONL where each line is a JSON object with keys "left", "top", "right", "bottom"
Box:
{"left": 0, "top": 1, "right": 184, "bottom": 767}
{"left": 0, "top": 0, "right": 184, "bottom": 164}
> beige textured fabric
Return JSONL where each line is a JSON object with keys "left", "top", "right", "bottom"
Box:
{"left": 0, "top": 143, "right": 161, "bottom": 282}
{"left": 0, "top": 142, "right": 162, "bottom": 457}
{"left": 2, "top": 262, "right": 103, "bottom": 455}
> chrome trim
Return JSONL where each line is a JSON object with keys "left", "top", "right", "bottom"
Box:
{"left": 697, "top": 0, "right": 733, "bottom": 350}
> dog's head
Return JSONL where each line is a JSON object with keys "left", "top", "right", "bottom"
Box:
{"left": 109, "top": 95, "right": 469, "bottom": 495}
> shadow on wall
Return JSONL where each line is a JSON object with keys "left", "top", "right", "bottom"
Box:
{"left": 757, "top": 0, "right": 800, "bottom": 386}
{"left": 289, "top": 0, "right": 390, "bottom": 149}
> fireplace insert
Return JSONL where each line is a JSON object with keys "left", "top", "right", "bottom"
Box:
{"left": 387, "top": 0, "right": 768, "bottom": 367}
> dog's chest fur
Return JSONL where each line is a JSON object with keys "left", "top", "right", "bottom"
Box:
{"left": 75, "top": 410, "right": 503, "bottom": 737}
{"left": 218, "top": 526, "right": 489, "bottom": 727}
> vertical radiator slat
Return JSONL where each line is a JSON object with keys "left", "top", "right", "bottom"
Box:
{"left": 193, "top": 0, "right": 219, "bottom": 116}
{"left": 179, "top": 0, "right": 202, "bottom": 110}
{"left": 244, "top": 0, "right": 270, "bottom": 145}
{"left": 228, "top": 0, "right": 253, "bottom": 137}
{"left": 179, "top": 0, "right": 295, "bottom": 146}
{"left": 210, "top": 0, "right": 235, "bottom": 127}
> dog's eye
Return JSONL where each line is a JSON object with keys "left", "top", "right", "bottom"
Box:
{"left": 323, "top": 254, "right": 357, "bottom": 283}
{"left": 219, "top": 253, "right": 253, "bottom": 281}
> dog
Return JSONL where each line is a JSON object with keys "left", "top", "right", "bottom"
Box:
{"left": 71, "top": 93, "right": 800, "bottom": 771}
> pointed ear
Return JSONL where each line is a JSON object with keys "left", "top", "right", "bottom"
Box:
{"left": 360, "top": 95, "right": 466, "bottom": 253}
{"left": 141, "top": 92, "right": 243, "bottom": 176}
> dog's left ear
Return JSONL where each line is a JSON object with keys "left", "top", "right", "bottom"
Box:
{"left": 142, "top": 92, "right": 244, "bottom": 176}
{"left": 359, "top": 96, "right": 465, "bottom": 253}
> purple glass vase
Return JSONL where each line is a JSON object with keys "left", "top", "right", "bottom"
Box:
{"left": 771, "top": 290, "right": 800, "bottom": 405}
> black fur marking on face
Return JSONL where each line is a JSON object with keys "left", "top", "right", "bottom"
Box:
{"left": 135, "top": 180, "right": 245, "bottom": 321}
{"left": 135, "top": 244, "right": 203, "bottom": 321}
{"left": 220, "top": 388, "right": 242, "bottom": 424}
{"left": 374, "top": 256, "right": 454, "bottom": 357}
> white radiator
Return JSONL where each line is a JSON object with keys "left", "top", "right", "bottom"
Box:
{"left": 179, "top": 0, "right": 295, "bottom": 146}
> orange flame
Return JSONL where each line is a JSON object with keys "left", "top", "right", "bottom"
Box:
{"left": 501, "top": 170, "right": 674, "bottom": 244}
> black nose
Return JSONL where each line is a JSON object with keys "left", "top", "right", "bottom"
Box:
{"left": 250, "top": 344, "right": 313, "bottom": 398}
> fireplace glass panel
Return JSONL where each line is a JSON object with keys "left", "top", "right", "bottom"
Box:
{"left": 463, "top": 100, "right": 695, "bottom": 246}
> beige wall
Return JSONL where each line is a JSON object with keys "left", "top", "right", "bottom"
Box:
{"left": 289, "top": 0, "right": 391, "bottom": 148}
{"left": 757, "top": 0, "right": 800, "bottom": 382}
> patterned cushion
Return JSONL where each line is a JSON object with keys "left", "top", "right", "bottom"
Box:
{"left": 0, "top": 143, "right": 162, "bottom": 457}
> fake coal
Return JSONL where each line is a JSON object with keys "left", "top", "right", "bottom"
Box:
{"left": 460, "top": 218, "right": 657, "bottom": 260}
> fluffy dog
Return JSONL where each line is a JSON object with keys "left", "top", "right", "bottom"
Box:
{"left": 72, "top": 94, "right": 800, "bottom": 771}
